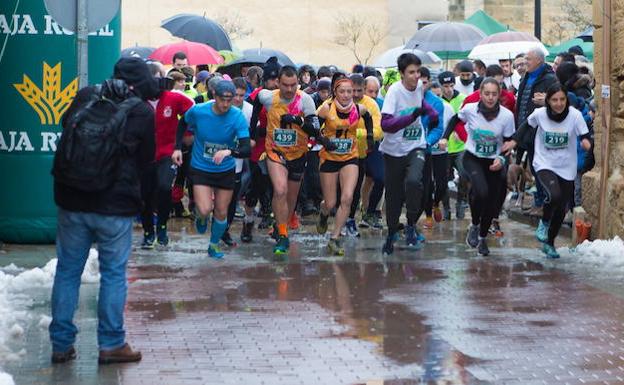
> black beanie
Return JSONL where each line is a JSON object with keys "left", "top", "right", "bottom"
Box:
{"left": 568, "top": 45, "right": 585, "bottom": 57}
{"left": 556, "top": 62, "right": 580, "bottom": 87}
{"left": 263, "top": 56, "right": 281, "bottom": 81}
{"left": 438, "top": 71, "right": 455, "bottom": 85}
{"left": 113, "top": 57, "right": 159, "bottom": 100}
{"left": 458, "top": 60, "right": 474, "bottom": 73}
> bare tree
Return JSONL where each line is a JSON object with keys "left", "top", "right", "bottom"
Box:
{"left": 333, "top": 15, "right": 386, "bottom": 65}
{"left": 544, "top": 0, "right": 592, "bottom": 45}
{"left": 214, "top": 11, "right": 253, "bottom": 42}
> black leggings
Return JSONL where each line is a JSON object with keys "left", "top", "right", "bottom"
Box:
{"left": 349, "top": 158, "right": 367, "bottom": 218}
{"left": 463, "top": 152, "right": 506, "bottom": 237}
{"left": 536, "top": 170, "right": 574, "bottom": 246}
{"left": 141, "top": 157, "right": 177, "bottom": 233}
{"left": 244, "top": 161, "right": 272, "bottom": 215}
{"left": 425, "top": 153, "right": 449, "bottom": 216}
{"left": 226, "top": 172, "right": 243, "bottom": 231}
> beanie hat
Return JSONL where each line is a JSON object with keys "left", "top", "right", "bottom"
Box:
{"left": 263, "top": 56, "right": 281, "bottom": 81}
{"left": 458, "top": 60, "right": 474, "bottom": 73}
{"left": 214, "top": 79, "right": 236, "bottom": 97}
{"left": 113, "top": 57, "right": 159, "bottom": 100}
{"left": 316, "top": 78, "right": 331, "bottom": 91}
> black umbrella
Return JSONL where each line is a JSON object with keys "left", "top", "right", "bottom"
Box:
{"left": 121, "top": 45, "right": 155, "bottom": 59}
{"left": 161, "top": 13, "right": 232, "bottom": 51}
{"left": 216, "top": 49, "right": 295, "bottom": 78}
{"left": 576, "top": 26, "right": 594, "bottom": 42}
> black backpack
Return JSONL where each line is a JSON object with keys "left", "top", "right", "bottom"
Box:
{"left": 52, "top": 79, "right": 143, "bottom": 192}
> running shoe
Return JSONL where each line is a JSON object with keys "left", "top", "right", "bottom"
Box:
{"left": 477, "top": 237, "right": 489, "bottom": 256}
{"left": 208, "top": 244, "right": 224, "bottom": 259}
{"left": 317, "top": 212, "right": 329, "bottom": 234}
{"left": 345, "top": 218, "right": 360, "bottom": 237}
{"left": 405, "top": 225, "right": 420, "bottom": 248}
{"left": 289, "top": 212, "right": 300, "bottom": 230}
{"left": 542, "top": 243, "right": 560, "bottom": 259}
{"left": 359, "top": 213, "right": 373, "bottom": 229}
{"left": 156, "top": 225, "right": 169, "bottom": 246}
{"left": 273, "top": 235, "right": 290, "bottom": 255}
{"left": 433, "top": 206, "right": 443, "bottom": 223}
{"left": 195, "top": 215, "right": 208, "bottom": 234}
{"left": 221, "top": 231, "right": 236, "bottom": 247}
{"left": 489, "top": 219, "right": 504, "bottom": 237}
{"left": 141, "top": 232, "right": 156, "bottom": 249}
{"left": 327, "top": 238, "right": 345, "bottom": 256}
{"left": 423, "top": 216, "right": 434, "bottom": 229}
{"left": 535, "top": 219, "right": 549, "bottom": 243}
{"left": 382, "top": 233, "right": 398, "bottom": 255}
{"left": 241, "top": 221, "right": 253, "bottom": 243}
{"left": 372, "top": 212, "right": 384, "bottom": 229}
{"left": 466, "top": 224, "right": 479, "bottom": 248}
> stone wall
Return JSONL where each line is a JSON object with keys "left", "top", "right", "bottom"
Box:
{"left": 582, "top": 0, "right": 624, "bottom": 238}
{"left": 121, "top": 0, "right": 447, "bottom": 69}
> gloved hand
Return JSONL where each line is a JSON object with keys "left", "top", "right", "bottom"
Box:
{"left": 411, "top": 107, "right": 425, "bottom": 118}
{"left": 280, "top": 114, "right": 304, "bottom": 128}
{"left": 366, "top": 134, "right": 374, "bottom": 153}
{"left": 318, "top": 136, "right": 337, "bottom": 151}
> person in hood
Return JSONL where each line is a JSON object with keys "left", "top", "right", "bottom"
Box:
{"left": 50, "top": 57, "right": 155, "bottom": 365}
{"left": 454, "top": 60, "right": 475, "bottom": 96}
{"left": 298, "top": 64, "right": 316, "bottom": 90}
{"left": 556, "top": 61, "right": 593, "bottom": 100}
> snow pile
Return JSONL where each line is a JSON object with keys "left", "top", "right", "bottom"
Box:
{"left": 560, "top": 236, "right": 624, "bottom": 267}
{"left": 0, "top": 248, "right": 100, "bottom": 380}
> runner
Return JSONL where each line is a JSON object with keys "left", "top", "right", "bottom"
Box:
{"left": 316, "top": 73, "right": 374, "bottom": 254}
{"left": 221, "top": 77, "right": 253, "bottom": 246}
{"left": 344, "top": 74, "right": 382, "bottom": 237}
{"left": 502, "top": 83, "right": 591, "bottom": 258}
{"left": 379, "top": 53, "right": 441, "bottom": 255}
{"left": 172, "top": 80, "right": 251, "bottom": 259}
{"left": 140, "top": 71, "right": 194, "bottom": 248}
{"left": 437, "top": 71, "right": 468, "bottom": 220}
{"left": 440, "top": 78, "right": 515, "bottom": 256}
{"left": 249, "top": 65, "right": 322, "bottom": 255}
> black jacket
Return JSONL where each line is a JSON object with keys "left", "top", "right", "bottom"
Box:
{"left": 54, "top": 86, "right": 155, "bottom": 216}
{"left": 515, "top": 64, "right": 558, "bottom": 127}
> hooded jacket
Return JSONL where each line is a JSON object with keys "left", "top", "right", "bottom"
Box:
{"left": 54, "top": 58, "right": 156, "bottom": 216}
{"left": 515, "top": 63, "right": 558, "bottom": 127}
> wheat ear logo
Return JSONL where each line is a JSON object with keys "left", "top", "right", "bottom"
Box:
{"left": 13, "top": 62, "right": 78, "bottom": 125}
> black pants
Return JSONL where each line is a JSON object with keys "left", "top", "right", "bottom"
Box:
{"left": 349, "top": 158, "right": 367, "bottom": 218}
{"left": 300, "top": 150, "right": 322, "bottom": 208}
{"left": 383, "top": 148, "right": 427, "bottom": 236}
{"left": 537, "top": 170, "right": 574, "bottom": 246}
{"left": 425, "top": 153, "right": 449, "bottom": 216}
{"left": 463, "top": 152, "right": 506, "bottom": 237}
{"left": 173, "top": 145, "right": 193, "bottom": 211}
{"left": 141, "top": 157, "right": 177, "bottom": 233}
{"left": 366, "top": 142, "right": 385, "bottom": 215}
{"left": 226, "top": 172, "right": 243, "bottom": 230}
{"left": 245, "top": 160, "right": 272, "bottom": 215}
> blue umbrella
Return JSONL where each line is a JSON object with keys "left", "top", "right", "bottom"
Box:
{"left": 161, "top": 13, "right": 232, "bottom": 51}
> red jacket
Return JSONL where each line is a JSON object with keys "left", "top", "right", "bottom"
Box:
{"left": 154, "top": 91, "right": 193, "bottom": 161}
{"left": 248, "top": 87, "right": 268, "bottom": 162}
{"left": 454, "top": 89, "right": 517, "bottom": 142}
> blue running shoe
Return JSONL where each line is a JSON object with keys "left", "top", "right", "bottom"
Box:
{"left": 405, "top": 225, "right": 418, "bottom": 247}
{"left": 141, "top": 232, "right": 156, "bottom": 249}
{"left": 208, "top": 243, "right": 224, "bottom": 259}
{"left": 195, "top": 215, "right": 208, "bottom": 234}
{"left": 273, "top": 235, "right": 290, "bottom": 255}
{"left": 416, "top": 229, "right": 426, "bottom": 244}
{"left": 156, "top": 225, "right": 168, "bottom": 246}
{"left": 345, "top": 218, "right": 359, "bottom": 237}
{"left": 535, "top": 220, "right": 549, "bottom": 243}
{"left": 542, "top": 243, "right": 560, "bottom": 259}
{"left": 382, "top": 233, "right": 399, "bottom": 255}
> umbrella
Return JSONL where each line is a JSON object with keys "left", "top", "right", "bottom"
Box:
{"left": 468, "top": 31, "right": 548, "bottom": 62}
{"left": 149, "top": 41, "right": 224, "bottom": 65}
{"left": 242, "top": 48, "right": 295, "bottom": 67}
{"left": 219, "top": 50, "right": 240, "bottom": 64}
{"left": 547, "top": 38, "right": 593, "bottom": 61}
{"left": 576, "top": 26, "right": 594, "bottom": 42}
{"left": 373, "top": 46, "right": 441, "bottom": 68}
{"left": 405, "top": 22, "right": 486, "bottom": 52}
{"left": 161, "top": 13, "right": 232, "bottom": 51}
{"left": 217, "top": 48, "right": 295, "bottom": 78}
{"left": 121, "top": 45, "right": 155, "bottom": 59}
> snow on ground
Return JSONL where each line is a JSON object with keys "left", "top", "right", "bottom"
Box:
{"left": 559, "top": 236, "right": 624, "bottom": 267}
{"left": 0, "top": 248, "right": 100, "bottom": 382}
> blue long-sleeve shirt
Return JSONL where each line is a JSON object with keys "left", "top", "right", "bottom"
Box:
{"left": 421, "top": 90, "right": 444, "bottom": 149}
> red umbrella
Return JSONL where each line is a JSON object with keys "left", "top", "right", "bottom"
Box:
{"left": 149, "top": 40, "right": 224, "bottom": 65}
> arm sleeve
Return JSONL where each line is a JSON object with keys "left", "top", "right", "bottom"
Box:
{"left": 362, "top": 111, "right": 374, "bottom": 138}
{"left": 249, "top": 96, "right": 265, "bottom": 140}
{"left": 174, "top": 117, "right": 189, "bottom": 150}
{"left": 230, "top": 137, "right": 251, "bottom": 158}
{"left": 575, "top": 111, "right": 590, "bottom": 136}
{"left": 381, "top": 113, "right": 416, "bottom": 134}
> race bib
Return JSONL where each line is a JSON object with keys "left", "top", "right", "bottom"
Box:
{"left": 544, "top": 131, "right": 569, "bottom": 150}
{"left": 330, "top": 138, "right": 353, "bottom": 154}
{"left": 403, "top": 121, "right": 422, "bottom": 141}
{"left": 203, "top": 142, "right": 228, "bottom": 159}
{"left": 472, "top": 129, "right": 498, "bottom": 157}
{"left": 273, "top": 128, "right": 297, "bottom": 147}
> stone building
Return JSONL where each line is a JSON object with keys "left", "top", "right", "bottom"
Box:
{"left": 121, "top": 0, "right": 448, "bottom": 69}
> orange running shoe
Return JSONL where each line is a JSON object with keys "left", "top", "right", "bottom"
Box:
{"left": 289, "top": 212, "right": 300, "bottom": 230}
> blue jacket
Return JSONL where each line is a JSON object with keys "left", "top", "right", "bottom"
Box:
{"left": 421, "top": 90, "right": 444, "bottom": 152}
{"left": 568, "top": 92, "right": 593, "bottom": 172}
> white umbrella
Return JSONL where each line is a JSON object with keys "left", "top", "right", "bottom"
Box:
{"left": 373, "top": 46, "right": 441, "bottom": 68}
{"left": 405, "top": 22, "right": 486, "bottom": 52}
{"left": 468, "top": 31, "right": 549, "bottom": 61}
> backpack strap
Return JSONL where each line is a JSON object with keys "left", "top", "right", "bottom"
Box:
{"left": 109, "top": 97, "right": 144, "bottom": 142}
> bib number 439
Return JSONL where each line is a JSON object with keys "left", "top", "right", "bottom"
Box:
{"left": 274, "top": 128, "right": 297, "bottom": 147}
